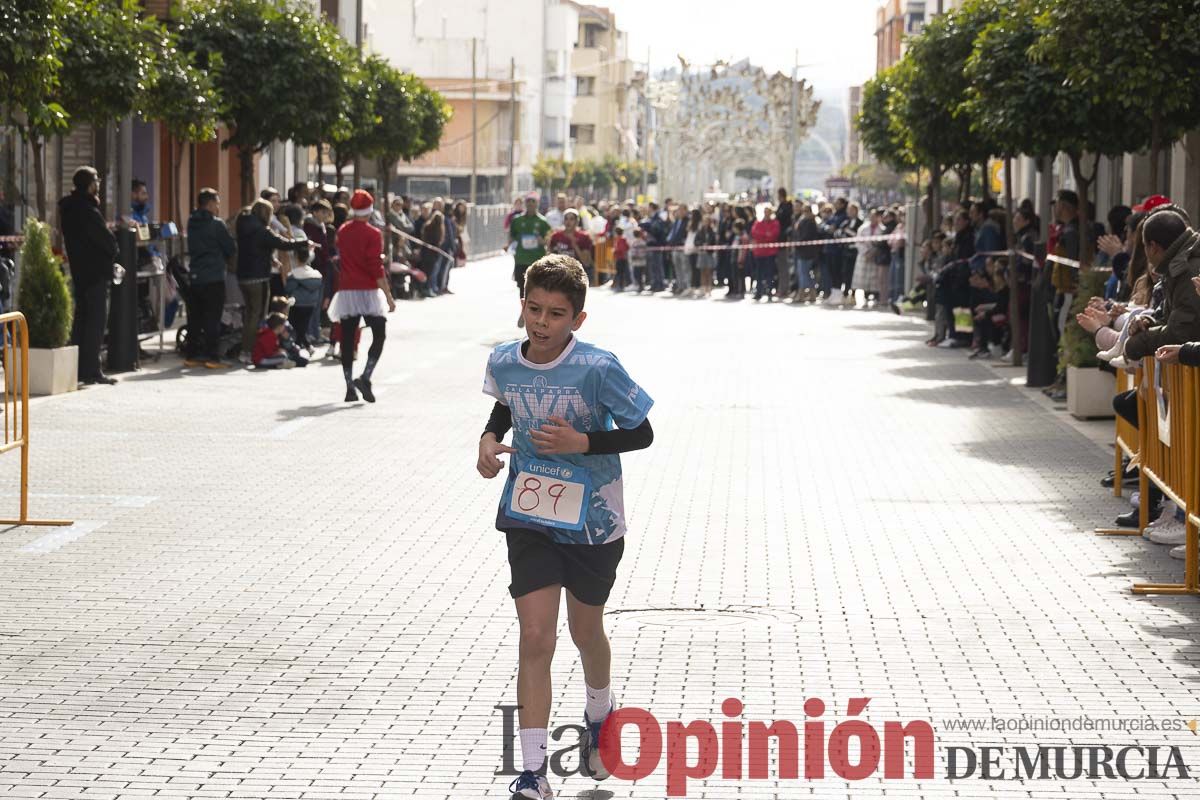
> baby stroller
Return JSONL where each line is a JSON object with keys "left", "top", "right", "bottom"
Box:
{"left": 170, "top": 256, "right": 243, "bottom": 359}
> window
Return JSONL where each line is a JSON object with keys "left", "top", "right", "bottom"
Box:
{"left": 582, "top": 23, "right": 602, "bottom": 48}
{"left": 545, "top": 51, "right": 562, "bottom": 79}
{"left": 575, "top": 76, "right": 595, "bottom": 97}
{"left": 570, "top": 124, "right": 595, "bottom": 145}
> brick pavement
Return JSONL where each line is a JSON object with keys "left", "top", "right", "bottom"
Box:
{"left": 1, "top": 256, "right": 1199, "bottom": 799}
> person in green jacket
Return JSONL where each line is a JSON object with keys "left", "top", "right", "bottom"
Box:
{"left": 509, "top": 193, "right": 551, "bottom": 326}
{"left": 185, "top": 188, "right": 236, "bottom": 368}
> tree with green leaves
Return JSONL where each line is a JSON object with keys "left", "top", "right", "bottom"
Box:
{"left": 328, "top": 62, "right": 377, "bottom": 189}
{"left": 894, "top": 1, "right": 1001, "bottom": 211}
{"left": 142, "top": 34, "right": 219, "bottom": 225}
{"left": 55, "top": 0, "right": 159, "bottom": 128}
{"left": 1033, "top": 0, "right": 1200, "bottom": 196}
{"left": 0, "top": 0, "right": 67, "bottom": 219}
{"left": 1019, "top": 5, "right": 1150, "bottom": 262}
{"left": 405, "top": 79, "right": 450, "bottom": 162}
{"left": 856, "top": 65, "right": 915, "bottom": 175}
{"left": 178, "top": 0, "right": 357, "bottom": 204}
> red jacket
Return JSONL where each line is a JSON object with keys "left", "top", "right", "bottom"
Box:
{"left": 614, "top": 235, "right": 629, "bottom": 260}
{"left": 335, "top": 219, "right": 384, "bottom": 291}
{"left": 252, "top": 326, "right": 282, "bottom": 365}
{"left": 750, "top": 218, "right": 781, "bottom": 257}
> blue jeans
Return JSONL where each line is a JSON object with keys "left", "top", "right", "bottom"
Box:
{"left": 754, "top": 255, "right": 775, "bottom": 298}
{"left": 795, "top": 256, "right": 816, "bottom": 290}
{"left": 818, "top": 254, "right": 836, "bottom": 293}
{"left": 889, "top": 252, "right": 905, "bottom": 301}
{"left": 646, "top": 251, "right": 665, "bottom": 290}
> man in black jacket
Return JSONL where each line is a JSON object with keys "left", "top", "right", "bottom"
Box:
{"left": 1154, "top": 276, "right": 1200, "bottom": 367}
{"left": 185, "top": 188, "right": 236, "bottom": 368}
{"left": 59, "top": 166, "right": 118, "bottom": 385}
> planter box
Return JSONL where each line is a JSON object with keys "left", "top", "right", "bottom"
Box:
{"left": 1067, "top": 365, "right": 1115, "bottom": 419}
{"left": 25, "top": 346, "right": 79, "bottom": 396}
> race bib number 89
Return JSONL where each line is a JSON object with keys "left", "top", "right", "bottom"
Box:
{"left": 505, "top": 459, "right": 591, "bottom": 531}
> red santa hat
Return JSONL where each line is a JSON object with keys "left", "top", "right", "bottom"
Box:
{"left": 1133, "top": 194, "right": 1170, "bottom": 213}
{"left": 350, "top": 189, "right": 375, "bottom": 217}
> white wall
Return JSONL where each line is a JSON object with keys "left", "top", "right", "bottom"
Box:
{"left": 366, "top": 0, "right": 549, "bottom": 168}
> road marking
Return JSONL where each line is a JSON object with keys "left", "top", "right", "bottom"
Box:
{"left": 19, "top": 520, "right": 106, "bottom": 554}
{"left": 27, "top": 494, "right": 157, "bottom": 508}
{"left": 268, "top": 417, "right": 316, "bottom": 439}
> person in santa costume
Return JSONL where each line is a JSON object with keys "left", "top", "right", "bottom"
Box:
{"left": 328, "top": 189, "right": 396, "bottom": 402}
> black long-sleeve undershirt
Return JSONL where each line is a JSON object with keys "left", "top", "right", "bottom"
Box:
{"left": 482, "top": 401, "right": 653, "bottom": 455}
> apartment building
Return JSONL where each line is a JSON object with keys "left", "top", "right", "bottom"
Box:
{"left": 566, "top": 3, "right": 636, "bottom": 163}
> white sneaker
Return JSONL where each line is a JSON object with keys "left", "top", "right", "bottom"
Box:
{"left": 1109, "top": 355, "right": 1130, "bottom": 369}
{"left": 1148, "top": 521, "right": 1187, "bottom": 546}
{"left": 1169, "top": 545, "right": 1186, "bottom": 560}
{"left": 989, "top": 344, "right": 1005, "bottom": 358}
{"left": 1141, "top": 502, "right": 1176, "bottom": 540}
{"left": 825, "top": 289, "right": 843, "bottom": 306}
{"left": 1130, "top": 492, "right": 1140, "bottom": 508}
{"left": 508, "top": 771, "right": 553, "bottom": 799}
{"left": 937, "top": 339, "right": 956, "bottom": 348}
{"left": 237, "top": 352, "right": 252, "bottom": 365}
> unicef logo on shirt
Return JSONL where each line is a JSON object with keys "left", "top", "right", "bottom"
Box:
{"left": 560, "top": 469, "right": 573, "bottom": 479}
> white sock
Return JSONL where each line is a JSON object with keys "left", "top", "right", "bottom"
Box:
{"left": 519, "top": 728, "right": 547, "bottom": 773}
{"left": 585, "top": 683, "right": 612, "bottom": 721}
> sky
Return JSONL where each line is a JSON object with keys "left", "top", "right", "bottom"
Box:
{"left": 596, "top": 0, "right": 880, "bottom": 101}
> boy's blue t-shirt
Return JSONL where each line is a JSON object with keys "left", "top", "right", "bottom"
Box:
{"left": 483, "top": 336, "right": 653, "bottom": 545}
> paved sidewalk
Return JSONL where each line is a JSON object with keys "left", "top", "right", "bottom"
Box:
{"left": 1, "top": 256, "right": 1198, "bottom": 799}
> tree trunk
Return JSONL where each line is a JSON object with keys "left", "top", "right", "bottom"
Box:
{"left": 316, "top": 144, "right": 324, "bottom": 190}
{"left": 1036, "top": 156, "right": 1052, "bottom": 235}
{"left": 930, "top": 163, "right": 943, "bottom": 236}
{"left": 172, "top": 139, "right": 183, "bottom": 227}
{"left": 379, "top": 156, "right": 391, "bottom": 263}
{"left": 238, "top": 148, "right": 254, "bottom": 207}
{"left": 31, "top": 135, "right": 47, "bottom": 222}
{"left": 335, "top": 161, "right": 345, "bottom": 191}
{"left": 1068, "top": 152, "right": 1099, "bottom": 267}
{"left": 1004, "top": 155, "right": 1022, "bottom": 368}
{"left": 957, "top": 165, "right": 971, "bottom": 204}
{"left": 980, "top": 159, "right": 990, "bottom": 202}
{"left": 1149, "top": 112, "right": 1163, "bottom": 196}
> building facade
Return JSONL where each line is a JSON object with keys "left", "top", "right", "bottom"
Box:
{"left": 365, "top": 0, "right": 578, "bottom": 202}
{"left": 566, "top": 3, "right": 636, "bottom": 163}
{"left": 875, "top": 0, "right": 926, "bottom": 72}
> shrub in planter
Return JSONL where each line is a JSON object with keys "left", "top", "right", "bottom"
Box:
{"left": 1057, "top": 268, "right": 1109, "bottom": 372}
{"left": 16, "top": 219, "right": 73, "bottom": 349}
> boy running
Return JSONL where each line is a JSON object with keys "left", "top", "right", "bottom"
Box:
{"left": 478, "top": 255, "right": 655, "bottom": 799}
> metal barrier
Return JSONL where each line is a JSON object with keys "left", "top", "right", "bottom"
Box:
{"left": 465, "top": 204, "right": 512, "bottom": 261}
{"left": 1113, "top": 368, "right": 1139, "bottom": 498}
{"left": 0, "top": 312, "right": 71, "bottom": 528}
{"left": 593, "top": 237, "right": 615, "bottom": 283}
{"left": 1102, "top": 359, "right": 1199, "bottom": 595}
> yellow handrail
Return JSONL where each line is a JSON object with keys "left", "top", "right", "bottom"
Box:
{"left": 0, "top": 312, "right": 72, "bottom": 529}
{"left": 1130, "top": 358, "right": 1198, "bottom": 595}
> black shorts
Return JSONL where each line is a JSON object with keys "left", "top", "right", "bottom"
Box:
{"left": 506, "top": 529, "right": 625, "bottom": 606}
{"left": 515, "top": 263, "right": 533, "bottom": 296}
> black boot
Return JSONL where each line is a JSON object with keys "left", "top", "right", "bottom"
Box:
{"left": 353, "top": 377, "right": 375, "bottom": 403}
{"left": 1116, "top": 505, "right": 1161, "bottom": 528}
